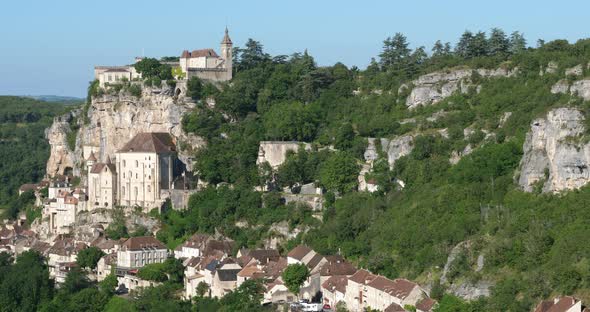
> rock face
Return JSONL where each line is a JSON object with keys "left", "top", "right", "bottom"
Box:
{"left": 551, "top": 78, "right": 590, "bottom": 101}
{"left": 45, "top": 86, "right": 205, "bottom": 176}
{"left": 256, "top": 141, "right": 311, "bottom": 169}
{"left": 404, "top": 67, "right": 517, "bottom": 109}
{"left": 380, "top": 135, "right": 414, "bottom": 169}
{"left": 519, "top": 107, "right": 590, "bottom": 193}
{"left": 46, "top": 112, "right": 78, "bottom": 176}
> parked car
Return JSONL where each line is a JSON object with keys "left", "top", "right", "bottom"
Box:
{"left": 301, "top": 303, "right": 323, "bottom": 312}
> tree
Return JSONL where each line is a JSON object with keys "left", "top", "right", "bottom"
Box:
{"left": 379, "top": 33, "right": 411, "bottom": 71}
{"left": 488, "top": 28, "right": 510, "bottom": 55}
{"left": 186, "top": 77, "right": 203, "bottom": 100}
{"left": 319, "top": 152, "right": 360, "bottom": 193}
{"left": 236, "top": 39, "right": 270, "bottom": 71}
{"left": 99, "top": 273, "right": 118, "bottom": 295}
{"left": 282, "top": 263, "right": 310, "bottom": 296}
{"left": 509, "top": 31, "right": 527, "bottom": 54}
{"left": 196, "top": 281, "right": 210, "bottom": 298}
{"left": 60, "top": 268, "right": 90, "bottom": 295}
{"left": 76, "top": 247, "right": 105, "bottom": 270}
{"left": 219, "top": 279, "right": 265, "bottom": 312}
{"left": 470, "top": 31, "right": 489, "bottom": 57}
{"left": 455, "top": 31, "right": 474, "bottom": 58}
{"left": 134, "top": 58, "right": 172, "bottom": 81}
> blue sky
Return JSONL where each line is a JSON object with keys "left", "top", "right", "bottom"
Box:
{"left": 0, "top": 0, "right": 588, "bottom": 97}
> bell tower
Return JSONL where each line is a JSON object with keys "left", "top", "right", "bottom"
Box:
{"left": 220, "top": 27, "right": 233, "bottom": 79}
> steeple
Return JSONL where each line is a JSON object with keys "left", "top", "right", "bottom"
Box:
{"left": 221, "top": 27, "right": 232, "bottom": 45}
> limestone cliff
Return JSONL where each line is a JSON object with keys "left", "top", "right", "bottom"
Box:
{"left": 46, "top": 84, "right": 205, "bottom": 177}
{"left": 518, "top": 107, "right": 590, "bottom": 193}
{"left": 404, "top": 67, "right": 518, "bottom": 109}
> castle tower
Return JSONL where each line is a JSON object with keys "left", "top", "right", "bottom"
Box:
{"left": 220, "top": 27, "right": 233, "bottom": 79}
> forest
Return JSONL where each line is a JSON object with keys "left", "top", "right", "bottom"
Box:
{"left": 2, "top": 27, "right": 590, "bottom": 311}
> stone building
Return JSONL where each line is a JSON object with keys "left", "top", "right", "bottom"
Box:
{"left": 87, "top": 152, "right": 117, "bottom": 209}
{"left": 45, "top": 189, "right": 88, "bottom": 234}
{"left": 115, "top": 132, "right": 179, "bottom": 210}
{"left": 116, "top": 236, "right": 168, "bottom": 269}
{"left": 86, "top": 132, "right": 181, "bottom": 211}
{"left": 93, "top": 28, "right": 232, "bottom": 87}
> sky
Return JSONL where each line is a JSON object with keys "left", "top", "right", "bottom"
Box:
{"left": 0, "top": 0, "right": 589, "bottom": 97}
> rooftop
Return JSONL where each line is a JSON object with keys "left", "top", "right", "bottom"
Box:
{"left": 118, "top": 133, "right": 176, "bottom": 154}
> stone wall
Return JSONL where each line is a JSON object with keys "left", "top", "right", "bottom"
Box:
{"left": 256, "top": 141, "right": 311, "bottom": 169}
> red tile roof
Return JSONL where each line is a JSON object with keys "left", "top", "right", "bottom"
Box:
{"left": 321, "top": 275, "right": 348, "bottom": 294}
{"left": 367, "top": 277, "right": 419, "bottom": 300}
{"left": 121, "top": 236, "right": 166, "bottom": 251}
{"left": 416, "top": 298, "right": 437, "bottom": 312}
{"left": 180, "top": 49, "right": 219, "bottom": 58}
{"left": 320, "top": 255, "right": 357, "bottom": 276}
{"left": 287, "top": 245, "right": 312, "bottom": 261}
{"left": 348, "top": 269, "right": 377, "bottom": 285}
{"left": 384, "top": 303, "right": 406, "bottom": 312}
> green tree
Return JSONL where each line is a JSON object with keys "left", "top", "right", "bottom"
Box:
{"left": 186, "top": 77, "right": 203, "bottom": 100}
{"left": 99, "top": 273, "right": 118, "bottom": 295}
{"left": 219, "top": 279, "right": 265, "bottom": 311}
{"left": 379, "top": 33, "right": 411, "bottom": 71}
{"left": 282, "top": 263, "right": 310, "bottom": 296}
{"left": 509, "top": 31, "right": 527, "bottom": 54}
{"left": 488, "top": 28, "right": 510, "bottom": 55}
{"left": 76, "top": 247, "right": 105, "bottom": 270}
{"left": 196, "top": 281, "right": 210, "bottom": 298}
{"left": 319, "top": 152, "right": 360, "bottom": 193}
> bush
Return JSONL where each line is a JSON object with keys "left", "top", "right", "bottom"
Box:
{"left": 128, "top": 84, "right": 142, "bottom": 97}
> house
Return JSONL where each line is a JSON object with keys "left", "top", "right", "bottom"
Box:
{"left": 286, "top": 245, "right": 327, "bottom": 300}
{"left": 264, "top": 280, "right": 292, "bottom": 304}
{"left": 44, "top": 189, "right": 88, "bottom": 234}
{"left": 87, "top": 153, "right": 117, "bottom": 210}
{"left": 239, "top": 249, "right": 281, "bottom": 265}
{"left": 319, "top": 255, "right": 357, "bottom": 285}
{"left": 416, "top": 298, "right": 438, "bottom": 312}
{"left": 321, "top": 275, "right": 348, "bottom": 307}
{"left": 116, "top": 236, "right": 168, "bottom": 270}
{"left": 534, "top": 296, "right": 587, "bottom": 312}
{"left": 174, "top": 233, "right": 234, "bottom": 260}
{"left": 91, "top": 236, "right": 120, "bottom": 254}
{"left": 47, "top": 236, "right": 87, "bottom": 281}
{"left": 210, "top": 260, "right": 242, "bottom": 298}
{"left": 121, "top": 270, "right": 162, "bottom": 292}
{"left": 97, "top": 253, "right": 117, "bottom": 282}
{"left": 184, "top": 256, "right": 221, "bottom": 299}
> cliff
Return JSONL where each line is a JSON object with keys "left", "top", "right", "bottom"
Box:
{"left": 46, "top": 84, "right": 205, "bottom": 177}
{"left": 403, "top": 66, "right": 518, "bottom": 109}
{"left": 518, "top": 107, "right": 590, "bottom": 193}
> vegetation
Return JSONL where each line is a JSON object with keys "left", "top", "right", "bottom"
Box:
{"left": 76, "top": 247, "right": 105, "bottom": 270}
{"left": 0, "top": 96, "right": 70, "bottom": 219}
{"left": 282, "top": 263, "right": 310, "bottom": 295}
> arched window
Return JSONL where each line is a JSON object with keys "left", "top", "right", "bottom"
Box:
{"left": 147, "top": 185, "right": 151, "bottom": 193}
{"left": 135, "top": 160, "right": 139, "bottom": 168}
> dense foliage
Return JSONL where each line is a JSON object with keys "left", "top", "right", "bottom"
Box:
{"left": 0, "top": 96, "right": 71, "bottom": 219}
{"left": 175, "top": 29, "right": 590, "bottom": 310}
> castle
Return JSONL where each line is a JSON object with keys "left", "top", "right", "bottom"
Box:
{"left": 94, "top": 28, "right": 233, "bottom": 86}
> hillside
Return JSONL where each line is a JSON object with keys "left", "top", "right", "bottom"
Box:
{"left": 171, "top": 36, "right": 590, "bottom": 310}
{"left": 4, "top": 30, "right": 590, "bottom": 311}
{"left": 0, "top": 96, "right": 71, "bottom": 218}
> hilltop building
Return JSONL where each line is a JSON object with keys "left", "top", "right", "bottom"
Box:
{"left": 93, "top": 28, "right": 233, "bottom": 87}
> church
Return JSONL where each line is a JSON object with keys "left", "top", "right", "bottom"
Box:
{"left": 94, "top": 28, "right": 233, "bottom": 87}
{"left": 87, "top": 132, "right": 181, "bottom": 211}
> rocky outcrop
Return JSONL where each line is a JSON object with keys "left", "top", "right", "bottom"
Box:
{"left": 46, "top": 86, "right": 205, "bottom": 176}
{"left": 565, "top": 64, "right": 584, "bottom": 77}
{"left": 45, "top": 112, "right": 78, "bottom": 176}
{"left": 257, "top": 141, "right": 311, "bottom": 169}
{"left": 518, "top": 107, "right": 590, "bottom": 193}
{"left": 404, "top": 67, "right": 518, "bottom": 109}
{"left": 551, "top": 79, "right": 590, "bottom": 101}
{"left": 381, "top": 135, "right": 414, "bottom": 169}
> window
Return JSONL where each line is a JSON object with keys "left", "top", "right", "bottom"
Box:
{"left": 123, "top": 160, "right": 126, "bottom": 167}
{"left": 135, "top": 173, "right": 138, "bottom": 179}
{"left": 122, "top": 186, "right": 125, "bottom": 196}
{"left": 123, "top": 172, "right": 125, "bottom": 178}
{"left": 134, "top": 187, "right": 138, "bottom": 196}
{"left": 135, "top": 160, "right": 139, "bottom": 168}
{"left": 108, "top": 75, "right": 112, "bottom": 82}
{"left": 147, "top": 185, "right": 151, "bottom": 193}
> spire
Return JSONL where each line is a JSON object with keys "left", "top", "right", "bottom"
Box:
{"left": 87, "top": 151, "right": 97, "bottom": 162}
{"left": 221, "top": 27, "right": 232, "bottom": 45}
